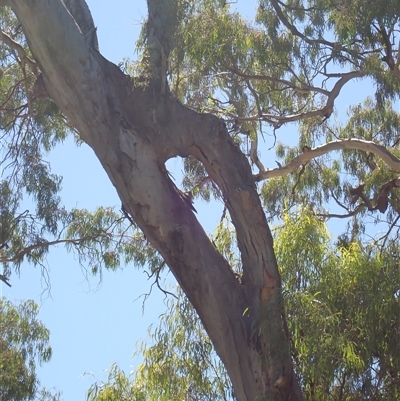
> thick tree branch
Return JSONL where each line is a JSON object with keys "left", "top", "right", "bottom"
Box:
{"left": 324, "top": 71, "right": 367, "bottom": 111}
{"left": 8, "top": 2, "right": 254, "bottom": 398}
{"left": 63, "top": 0, "right": 99, "bottom": 50}
{"left": 255, "top": 139, "right": 400, "bottom": 181}
{"left": 146, "top": 0, "right": 178, "bottom": 93}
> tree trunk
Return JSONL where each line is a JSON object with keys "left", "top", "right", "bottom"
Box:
{"left": 9, "top": 0, "right": 303, "bottom": 399}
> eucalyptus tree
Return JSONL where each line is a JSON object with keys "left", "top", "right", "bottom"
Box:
{"left": 1, "top": 1, "right": 400, "bottom": 400}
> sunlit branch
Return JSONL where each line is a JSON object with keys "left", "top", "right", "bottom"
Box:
{"left": 254, "top": 139, "right": 400, "bottom": 181}
{"left": 325, "top": 71, "right": 367, "bottom": 109}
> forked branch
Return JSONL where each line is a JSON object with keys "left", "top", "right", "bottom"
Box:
{"left": 259, "top": 71, "right": 367, "bottom": 126}
{"left": 0, "top": 29, "right": 38, "bottom": 73}
{"left": 229, "top": 66, "right": 366, "bottom": 126}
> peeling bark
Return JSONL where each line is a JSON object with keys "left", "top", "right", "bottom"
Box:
{"left": 8, "top": 1, "right": 303, "bottom": 399}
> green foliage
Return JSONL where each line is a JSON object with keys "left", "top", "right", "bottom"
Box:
{"left": 0, "top": 6, "right": 71, "bottom": 271}
{"left": 87, "top": 210, "right": 400, "bottom": 401}
{"left": 86, "top": 363, "right": 146, "bottom": 401}
{"left": 275, "top": 210, "right": 400, "bottom": 400}
{"left": 0, "top": 298, "right": 60, "bottom": 401}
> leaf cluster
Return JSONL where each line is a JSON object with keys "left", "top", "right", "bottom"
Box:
{"left": 0, "top": 298, "right": 60, "bottom": 401}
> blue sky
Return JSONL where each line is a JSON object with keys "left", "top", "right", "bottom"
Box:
{"left": 0, "top": 1, "right": 383, "bottom": 400}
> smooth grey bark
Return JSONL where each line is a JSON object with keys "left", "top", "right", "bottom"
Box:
{"left": 8, "top": 0, "right": 303, "bottom": 400}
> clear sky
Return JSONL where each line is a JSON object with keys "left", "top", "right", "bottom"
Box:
{"left": 0, "top": 1, "right": 379, "bottom": 400}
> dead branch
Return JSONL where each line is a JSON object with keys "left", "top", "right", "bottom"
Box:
{"left": 0, "top": 274, "right": 11, "bottom": 287}
{"left": 344, "top": 178, "right": 400, "bottom": 214}
{"left": 375, "top": 178, "right": 400, "bottom": 213}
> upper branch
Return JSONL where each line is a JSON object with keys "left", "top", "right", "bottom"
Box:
{"left": 228, "top": 66, "right": 366, "bottom": 127}
{"left": 268, "top": 0, "right": 364, "bottom": 61}
{"left": 228, "top": 65, "right": 330, "bottom": 97}
{"left": 146, "top": 0, "right": 178, "bottom": 92}
{"left": 258, "top": 71, "right": 367, "bottom": 126}
{"left": 376, "top": 24, "right": 400, "bottom": 80}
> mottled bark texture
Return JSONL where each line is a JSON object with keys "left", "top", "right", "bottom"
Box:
{"left": 9, "top": 0, "right": 303, "bottom": 400}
